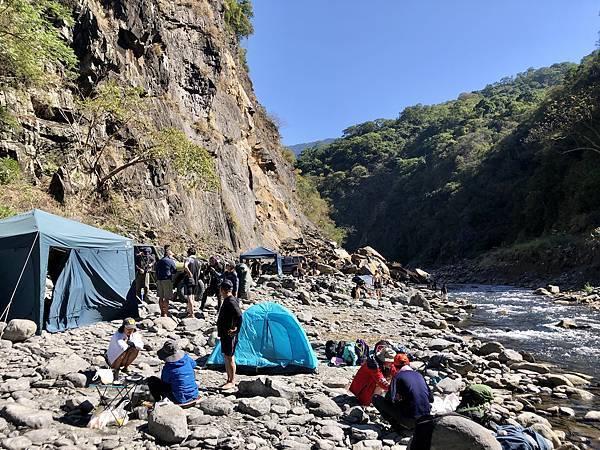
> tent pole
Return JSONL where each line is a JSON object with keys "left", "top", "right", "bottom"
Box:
{"left": 0, "top": 232, "right": 40, "bottom": 336}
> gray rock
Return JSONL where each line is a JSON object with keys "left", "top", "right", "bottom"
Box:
{"left": 64, "top": 372, "right": 88, "bottom": 388}
{"left": 436, "top": 377, "right": 463, "bottom": 394}
{"left": 2, "top": 319, "right": 37, "bottom": 342}
{"left": 297, "top": 311, "right": 313, "bottom": 323}
{"left": 477, "top": 342, "right": 504, "bottom": 356}
{"left": 352, "top": 440, "right": 383, "bottom": 450}
{"left": 351, "top": 424, "right": 379, "bottom": 440}
{"left": 511, "top": 362, "right": 550, "bottom": 374}
{"left": 191, "top": 425, "right": 221, "bottom": 440}
{"left": 199, "top": 396, "right": 234, "bottom": 416}
{"left": 584, "top": 410, "right": 600, "bottom": 422}
{"left": 154, "top": 316, "right": 177, "bottom": 331}
{"left": 319, "top": 425, "right": 345, "bottom": 441}
{"left": 429, "top": 339, "right": 453, "bottom": 351}
{"left": 23, "top": 428, "right": 59, "bottom": 444}
{"left": 238, "top": 376, "right": 300, "bottom": 401}
{"left": 43, "top": 354, "right": 89, "bottom": 378}
{"left": 541, "top": 374, "right": 574, "bottom": 388}
{"left": 409, "top": 293, "right": 431, "bottom": 311}
{"left": 298, "top": 290, "right": 312, "bottom": 305}
{"left": 238, "top": 397, "right": 271, "bottom": 417}
{"left": 516, "top": 412, "right": 551, "bottom": 428}
{"left": 0, "top": 378, "right": 30, "bottom": 393}
{"left": 498, "top": 349, "right": 523, "bottom": 364}
{"left": 148, "top": 403, "right": 189, "bottom": 444}
{"left": 421, "top": 319, "right": 448, "bottom": 330}
{"left": 181, "top": 317, "right": 204, "bottom": 332}
{"left": 1, "top": 403, "right": 53, "bottom": 429}
{"left": 307, "top": 394, "right": 342, "bottom": 417}
{"left": 410, "top": 415, "right": 501, "bottom": 450}
{"left": 2, "top": 436, "right": 33, "bottom": 450}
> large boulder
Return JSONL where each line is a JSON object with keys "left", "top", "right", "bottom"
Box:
{"left": 148, "top": 404, "right": 188, "bottom": 444}
{"left": 409, "top": 415, "right": 501, "bottom": 450}
{"left": 238, "top": 377, "right": 300, "bottom": 401}
{"left": 43, "top": 355, "right": 89, "bottom": 378}
{"left": 2, "top": 319, "right": 37, "bottom": 342}
{"left": 1, "top": 404, "right": 53, "bottom": 429}
{"left": 306, "top": 394, "right": 342, "bottom": 417}
{"left": 409, "top": 292, "right": 431, "bottom": 311}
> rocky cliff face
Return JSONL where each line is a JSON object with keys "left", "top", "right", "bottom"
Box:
{"left": 0, "top": 0, "right": 306, "bottom": 251}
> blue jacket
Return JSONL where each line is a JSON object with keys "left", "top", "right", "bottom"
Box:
{"left": 161, "top": 354, "right": 198, "bottom": 404}
{"left": 387, "top": 369, "right": 433, "bottom": 418}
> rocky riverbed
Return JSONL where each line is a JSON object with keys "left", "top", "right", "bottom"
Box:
{"left": 0, "top": 273, "right": 599, "bottom": 450}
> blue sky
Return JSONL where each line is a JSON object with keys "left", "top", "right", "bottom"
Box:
{"left": 244, "top": 1, "right": 599, "bottom": 146}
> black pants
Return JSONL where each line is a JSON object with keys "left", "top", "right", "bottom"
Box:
{"left": 147, "top": 376, "right": 172, "bottom": 402}
{"left": 200, "top": 283, "right": 220, "bottom": 309}
{"left": 372, "top": 395, "right": 416, "bottom": 432}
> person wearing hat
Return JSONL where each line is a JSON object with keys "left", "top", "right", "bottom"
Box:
{"left": 106, "top": 318, "right": 143, "bottom": 377}
{"left": 147, "top": 340, "right": 199, "bottom": 406}
{"left": 372, "top": 353, "right": 433, "bottom": 431}
{"left": 217, "top": 279, "right": 242, "bottom": 390}
{"left": 349, "top": 346, "right": 397, "bottom": 406}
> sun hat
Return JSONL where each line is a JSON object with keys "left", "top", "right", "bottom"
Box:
{"left": 157, "top": 340, "right": 185, "bottom": 363}
{"left": 376, "top": 347, "right": 396, "bottom": 364}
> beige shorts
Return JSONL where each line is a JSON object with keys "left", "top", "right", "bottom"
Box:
{"left": 135, "top": 272, "right": 150, "bottom": 292}
{"left": 157, "top": 279, "right": 173, "bottom": 299}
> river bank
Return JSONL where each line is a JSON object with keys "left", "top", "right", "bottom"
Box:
{"left": 1, "top": 274, "right": 598, "bottom": 449}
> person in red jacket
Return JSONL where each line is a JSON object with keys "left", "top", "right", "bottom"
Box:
{"left": 349, "top": 347, "right": 396, "bottom": 406}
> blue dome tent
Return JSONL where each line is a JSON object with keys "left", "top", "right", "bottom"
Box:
{"left": 0, "top": 209, "right": 137, "bottom": 332}
{"left": 206, "top": 302, "right": 318, "bottom": 374}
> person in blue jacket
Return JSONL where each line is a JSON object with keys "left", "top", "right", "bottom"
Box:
{"left": 147, "top": 340, "right": 199, "bottom": 405}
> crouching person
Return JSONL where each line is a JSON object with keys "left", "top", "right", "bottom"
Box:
{"left": 147, "top": 340, "right": 199, "bottom": 407}
{"left": 372, "top": 354, "right": 433, "bottom": 431}
{"left": 106, "top": 318, "right": 143, "bottom": 377}
{"left": 349, "top": 347, "right": 396, "bottom": 406}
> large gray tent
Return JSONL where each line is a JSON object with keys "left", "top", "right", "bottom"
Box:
{"left": 0, "top": 210, "right": 137, "bottom": 332}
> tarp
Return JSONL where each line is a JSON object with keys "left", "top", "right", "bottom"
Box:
{"left": 0, "top": 210, "right": 136, "bottom": 332}
{"left": 240, "top": 246, "right": 283, "bottom": 276}
{"left": 206, "top": 302, "right": 318, "bottom": 374}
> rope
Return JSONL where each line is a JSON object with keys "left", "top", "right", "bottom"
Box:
{"left": 0, "top": 232, "right": 40, "bottom": 337}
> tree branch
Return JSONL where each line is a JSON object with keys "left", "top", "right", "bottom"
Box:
{"left": 97, "top": 154, "right": 153, "bottom": 189}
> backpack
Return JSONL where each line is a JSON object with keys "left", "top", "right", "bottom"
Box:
{"left": 335, "top": 341, "right": 347, "bottom": 358}
{"left": 456, "top": 384, "right": 494, "bottom": 426}
{"left": 355, "top": 339, "right": 369, "bottom": 364}
{"left": 342, "top": 343, "right": 358, "bottom": 366}
{"left": 325, "top": 340, "right": 337, "bottom": 360}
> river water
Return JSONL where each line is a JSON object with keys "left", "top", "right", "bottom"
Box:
{"left": 450, "top": 285, "right": 600, "bottom": 447}
{"left": 450, "top": 285, "right": 600, "bottom": 377}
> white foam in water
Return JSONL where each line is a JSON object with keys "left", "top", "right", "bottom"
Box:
{"left": 451, "top": 285, "right": 600, "bottom": 376}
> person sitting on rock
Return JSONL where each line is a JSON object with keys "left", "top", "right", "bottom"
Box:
{"left": 147, "top": 340, "right": 199, "bottom": 406}
{"left": 372, "top": 353, "right": 433, "bottom": 431}
{"left": 106, "top": 318, "right": 143, "bottom": 377}
{"left": 349, "top": 347, "right": 397, "bottom": 406}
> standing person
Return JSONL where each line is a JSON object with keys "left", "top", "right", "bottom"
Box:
{"left": 372, "top": 355, "right": 433, "bottom": 431}
{"left": 135, "top": 248, "right": 155, "bottom": 302}
{"left": 235, "top": 261, "right": 253, "bottom": 302}
{"left": 217, "top": 280, "right": 242, "bottom": 390}
{"left": 309, "top": 260, "right": 318, "bottom": 276}
{"left": 200, "top": 256, "right": 224, "bottom": 311}
{"left": 223, "top": 262, "right": 239, "bottom": 297}
{"left": 441, "top": 283, "right": 448, "bottom": 299}
{"left": 373, "top": 270, "right": 383, "bottom": 299}
{"left": 250, "top": 259, "right": 261, "bottom": 279}
{"left": 184, "top": 248, "right": 202, "bottom": 318}
{"left": 155, "top": 247, "right": 177, "bottom": 317}
{"left": 106, "top": 318, "right": 143, "bottom": 378}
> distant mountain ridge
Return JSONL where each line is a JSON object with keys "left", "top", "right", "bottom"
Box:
{"left": 288, "top": 138, "right": 336, "bottom": 155}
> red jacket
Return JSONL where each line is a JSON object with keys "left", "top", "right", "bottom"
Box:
{"left": 349, "top": 360, "right": 391, "bottom": 406}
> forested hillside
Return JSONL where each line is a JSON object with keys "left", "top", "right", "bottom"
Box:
{"left": 298, "top": 53, "right": 600, "bottom": 277}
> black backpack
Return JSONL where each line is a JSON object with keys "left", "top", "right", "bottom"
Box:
{"left": 335, "top": 340, "right": 347, "bottom": 358}
{"left": 325, "top": 340, "right": 337, "bottom": 360}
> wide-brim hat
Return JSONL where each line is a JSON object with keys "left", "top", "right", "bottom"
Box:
{"left": 157, "top": 340, "right": 185, "bottom": 363}
{"left": 376, "top": 347, "right": 396, "bottom": 364}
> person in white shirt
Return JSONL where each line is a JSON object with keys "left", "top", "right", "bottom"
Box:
{"left": 106, "top": 318, "right": 143, "bottom": 377}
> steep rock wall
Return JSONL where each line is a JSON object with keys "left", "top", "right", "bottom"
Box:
{"left": 0, "top": 0, "right": 306, "bottom": 251}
